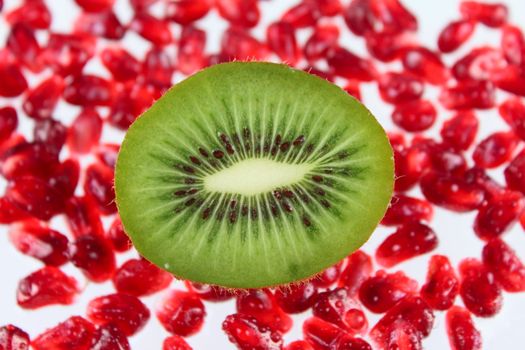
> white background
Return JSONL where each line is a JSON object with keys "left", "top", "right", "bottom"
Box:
{"left": 1, "top": 0, "right": 525, "bottom": 349}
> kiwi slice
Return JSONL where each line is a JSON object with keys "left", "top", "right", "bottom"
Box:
{"left": 115, "top": 62, "right": 393, "bottom": 289}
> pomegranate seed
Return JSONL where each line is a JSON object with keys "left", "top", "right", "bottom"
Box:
{"left": 216, "top": 0, "right": 260, "bottom": 28}
{"left": 440, "top": 80, "right": 496, "bottom": 110}
{"left": 376, "top": 222, "right": 438, "bottom": 268}
{"left": 499, "top": 98, "right": 525, "bottom": 140}
{"left": 223, "top": 314, "right": 282, "bottom": 350}
{"left": 65, "top": 196, "right": 104, "bottom": 238}
{"left": 285, "top": 340, "right": 314, "bottom": 350}
{"left": 465, "top": 167, "right": 508, "bottom": 200}
{"left": 106, "top": 216, "right": 132, "bottom": 252}
{"left": 0, "top": 197, "right": 29, "bottom": 224}
{"left": 87, "top": 293, "right": 150, "bottom": 336}
{"left": 184, "top": 282, "right": 235, "bottom": 302}
{"left": 113, "top": 258, "right": 173, "bottom": 297}
{"left": 327, "top": 47, "right": 376, "bottom": 81}
{"left": 381, "top": 195, "right": 433, "bottom": 226}
{"left": 5, "top": 0, "right": 51, "bottom": 29}
{"left": 281, "top": 3, "right": 320, "bottom": 28}
{"left": 69, "top": 233, "right": 116, "bottom": 282}
{"left": 275, "top": 282, "right": 318, "bottom": 314}
{"left": 100, "top": 47, "right": 140, "bottom": 82}
{"left": 221, "top": 27, "right": 270, "bottom": 61}
{"left": 306, "top": 0, "right": 342, "bottom": 17}
{"left": 32, "top": 316, "right": 95, "bottom": 350}
{"left": 304, "top": 24, "right": 339, "bottom": 63}
{"left": 157, "top": 290, "right": 206, "bottom": 336}
{"left": 358, "top": 270, "right": 418, "bottom": 313}
{"left": 338, "top": 250, "right": 373, "bottom": 296}
{"left": 438, "top": 20, "right": 476, "bottom": 53}
{"left": 303, "top": 317, "right": 344, "bottom": 350}
{"left": 369, "top": 0, "right": 417, "bottom": 34}
{"left": 504, "top": 149, "right": 525, "bottom": 193}
{"left": 446, "top": 306, "right": 482, "bottom": 350}
{"left": 17, "top": 266, "right": 78, "bottom": 309}
{"left": 0, "top": 62, "right": 27, "bottom": 97}
{"left": 6, "top": 23, "right": 43, "bottom": 72}
{"left": 74, "top": 11, "right": 126, "bottom": 40}
{"left": 501, "top": 25, "right": 525, "bottom": 67}
{"left": 48, "top": 159, "right": 80, "bottom": 200}
{"left": 460, "top": 1, "right": 508, "bottom": 28}
{"left": 166, "top": 0, "right": 211, "bottom": 25}
{"left": 33, "top": 119, "right": 67, "bottom": 156}
{"left": 163, "top": 335, "right": 193, "bottom": 350}
{"left": 452, "top": 47, "right": 507, "bottom": 81}
{"left": 343, "top": 81, "right": 361, "bottom": 101}
{"left": 0, "top": 107, "right": 18, "bottom": 141}
{"left": 67, "top": 109, "right": 103, "bottom": 155}
{"left": 384, "top": 324, "right": 423, "bottom": 350}
{"left": 427, "top": 141, "right": 468, "bottom": 176}
{"left": 129, "top": 0, "right": 159, "bottom": 11}
{"left": 343, "top": 0, "right": 375, "bottom": 36}
{"left": 377, "top": 72, "right": 424, "bottom": 105}
{"left": 236, "top": 289, "right": 292, "bottom": 333}
{"left": 267, "top": 22, "right": 301, "bottom": 66}
{"left": 459, "top": 258, "right": 503, "bottom": 317}
{"left": 95, "top": 143, "right": 120, "bottom": 169}
{"left": 313, "top": 288, "right": 367, "bottom": 335}
{"left": 365, "top": 31, "right": 412, "bottom": 62}
{"left": 178, "top": 26, "right": 207, "bottom": 75}
{"left": 83, "top": 162, "right": 116, "bottom": 214}
{"left": 141, "top": 48, "right": 175, "bottom": 90}
{"left": 482, "top": 238, "right": 525, "bottom": 292}
{"left": 63, "top": 75, "right": 116, "bottom": 107}
{"left": 9, "top": 219, "right": 69, "bottom": 266}
{"left": 1, "top": 141, "right": 58, "bottom": 180}
{"left": 394, "top": 143, "right": 431, "bottom": 192}
{"left": 23, "top": 76, "right": 64, "bottom": 120}
{"left": 420, "top": 255, "right": 459, "bottom": 310}
{"left": 74, "top": 0, "right": 115, "bottom": 13}
{"left": 440, "top": 111, "right": 479, "bottom": 150}
{"left": 473, "top": 131, "right": 519, "bottom": 168}
{"left": 43, "top": 34, "right": 96, "bottom": 77}
{"left": 109, "top": 83, "right": 156, "bottom": 129}
{"left": 392, "top": 99, "right": 436, "bottom": 132}
{"left": 90, "top": 323, "right": 130, "bottom": 350}
{"left": 332, "top": 335, "right": 371, "bottom": 350}
{"left": 402, "top": 47, "right": 450, "bottom": 85}
{"left": 313, "top": 261, "right": 343, "bottom": 288}
{"left": 0, "top": 324, "right": 30, "bottom": 350}
{"left": 130, "top": 13, "right": 173, "bottom": 46}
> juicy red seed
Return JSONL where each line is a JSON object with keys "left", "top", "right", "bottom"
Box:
{"left": 106, "top": 216, "right": 132, "bottom": 252}
{"left": 307, "top": 0, "right": 343, "bottom": 16}
{"left": 267, "top": 22, "right": 301, "bottom": 66}
{"left": 275, "top": 282, "right": 318, "bottom": 314}
{"left": 473, "top": 131, "right": 519, "bottom": 168}
{"left": 285, "top": 340, "right": 314, "bottom": 350}
{"left": 69, "top": 233, "right": 116, "bottom": 283}
{"left": 83, "top": 162, "right": 116, "bottom": 214}
{"left": 5, "top": 0, "right": 51, "bottom": 29}
{"left": 184, "top": 282, "right": 235, "bottom": 302}
{"left": 376, "top": 221, "right": 438, "bottom": 268}
{"left": 65, "top": 196, "right": 104, "bottom": 238}
{"left": 221, "top": 27, "right": 270, "bottom": 61}
{"left": 216, "top": 0, "right": 260, "bottom": 28}
{"left": 166, "top": 0, "right": 211, "bottom": 25}
{"left": 343, "top": 81, "right": 361, "bottom": 101}
{"left": 1, "top": 141, "right": 58, "bottom": 180}
{"left": 141, "top": 48, "right": 175, "bottom": 90}
{"left": 369, "top": 0, "right": 417, "bottom": 34}
{"left": 303, "top": 317, "right": 344, "bottom": 350}
{"left": 6, "top": 23, "right": 43, "bottom": 73}
{"left": 446, "top": 306, "right": 482, "bottom": 350}
{"left": 327, "top": 47, "right": 376, "bottom": 81}
{"left": 464, "top": 167, "right": 507, "bottom": 200}
{"left": 501, "top": 25, "right": 525, "bottom": 66}
{"left": 394, "top": 144, "right": 431, "bottom": 192}
{"left": 338, "top": 250, "right": 373, "bottom": 296}
{"left": 499, "top": 97, "right": 525, "bottom": 140}
{"left": 178, "top": 26, "right": 207, "bottom": 75}
{"left": 358, "top": 270, "right": 418, "bottom": 313}
{"left": 109, "top": 83, "right": 156, "bottom": 129}
{"left": 365, "top": 31, "right": 412, "bottom": 63}
{"left": 236, "top": 289, "right": 292, "bottom": 333}
{"left": 459, "top": 258, "right": 503, "bottom": 317}
{"left": 74, "top": 0, "right": 115, "bottom": 12}
{"left": 9, "top": 219, "right": 69, "bottom": 266}
{"left": 492, "top": 62, "right": 525, "bottom": 97}
{"left": 23, "top": 76, "right": 64, "bottom": 120}
{"left": 74, "top": 11, "right": 125, "bottom": 40}
{"left": 460, "top": 1, "right": 508, "bottom": 28}
{"left": 156, "top": 290, "right": 206, "bottom": 336}
{"left": 95, "top": 143, "right": 120, "bottom": 169}
{"left": 505, "top": 149, "right": 525, "bottom": 193}
{"left": 0, "top": 107, "right": 18, "bottom": 141}
{"left": 163, "top": 335, "right": 193, "bottom": 350}
{"left": 420, "top": 171, "right": 485, "bottom": 212}
{"left": 223, "top": 314, "right": 282, "bottom": 350}
{"left": 343, "top": 0, "right": 374, "bottom": 36}
{"left": 483, "top": 238, "right": 525, "bottom": 292}
{"left": 304, "top": 24, "right": 339, "bottom": 63}
{"left": 452, "top": 47, "right": 507, "bottom": 82}
{"left": 0, "top": 324, "right": 30, "bottom": 350}
{"left": 0, "top": 197, "right": 29, "bottom": 224}
{"left": 378, "top": 72, "right": 424, "bottom": 104}
{"left": 90, "top": 323, "right": 130, "bottom": 350}
{"left": 313, "top": 261, "right": 342, "bottom": 288}
{"left": 131, "top": 13, "right": 173, "bottom": 46}
{"left": 32, "top": 316, "right": 95, "bottom": 350}
{"left": 440, "top": 111, "right": 479, "bottom": 150}
{"left": 402, "top": 47, "right": 450, "bottom": 85}
{"left": 381, "top": 195, "right": 433, "bottom": 226}
{"left": 17, "top": 266, "right": 78, "bottom": 309}
{"left": 33, "top": 119, "right": 67, "bottom": 155}
{"left": 67, "top": 109, "right": 103, "bottom": 155}
{"left": 440, "top": 80, "right": 496, "bottom": 110}
{"left": 0, "top": 62, "right": 27, "bottom": 97}
{"left": 392, "top": 99, "right": 436, "bottom": 132}
{"left": 281, "top": 3, "right": 320, "bottom": 29}
{"left": 63, "top": 75, "right": 116, "bottom": 107}
{"left": 420, "top": 255, "right": 459, "bottom": 310}
{"left": 43, "top": 33, "right": 96, "bottom": 77}
{"left": 332, "top": 334, "right": 371, "bottom": 350}
{"left": 428, "top": 142, "right": 468, "bottom": 176}
{"left": 101, "top": 47, "right": 140, "bottom": 82}
{"left": 113, "top": 258, "right": 173, "bottom": 297}
{"left": 438, "top": 20, "right": 476, "bottom": 53}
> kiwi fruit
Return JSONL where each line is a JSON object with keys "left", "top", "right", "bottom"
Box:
{"left": 115, "top": 62, "right": 393, "bottom": 289}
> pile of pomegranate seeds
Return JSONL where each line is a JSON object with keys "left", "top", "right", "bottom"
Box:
{"left": 1, "top": 0, "right": 525, "bottom": 348}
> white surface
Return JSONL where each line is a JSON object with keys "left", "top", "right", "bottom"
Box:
{"left": 1, "top": 0, "right": 525, "bottom": 349}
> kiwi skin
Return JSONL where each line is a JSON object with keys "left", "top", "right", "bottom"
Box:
{"left": 115, "top": 62, "right": 394, "bottom": 290}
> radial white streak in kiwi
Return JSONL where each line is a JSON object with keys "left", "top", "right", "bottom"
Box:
{"left": 255, "top": 196, "right": 273, "bottom": 276}
{"left": 203, "top": 158, "right": 313, "bottom": 196}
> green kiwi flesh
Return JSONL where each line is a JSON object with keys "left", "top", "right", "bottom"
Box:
{"left": 115, "top": 62, "right": 393, "bottom": 289}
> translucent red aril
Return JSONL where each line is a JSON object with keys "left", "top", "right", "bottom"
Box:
{"left": 6, "top": 23, "right": 43, "bottom": 72}
{"left": 113, "top": 258, "right": 173, "bottom": 297}
{"left": 106, "top": 216, "right": 132, "bottom": 252}
{"left": 141, "top": 48, "right": 175, "bottom": 90}
{"left": 130, "top": 14, "right": 173, "bottom": 46}
{"left": 267, "top": 22, "right": 301, "bottom": 66}
{"left": 420, "top": 255, "right": 459, "bottom": 310}
{"left": 499, "top": 97, "right": 525, "bottom": 140}
{"left": 5, "top": 0, "right": 51, "bottom": 30}
{"left": 1, "top": 141, "right": 57, "bottom": 180}
{"left": 100, "top": 47, "right": 140, "bottom": 82}
{"left": 163, "top": 335, "right": 193, "bottom": 350}
{"left": 501, "top": 25, "right": 525, "bottom": 67}
{"left": 303, "top": 317, "right": 344, "bottom": 350}
{"left": 377, "top": 72, "right": 424, "bottom": 105}
{"left": 313, "top": 288, "right": 367, "bottom": 335}
{"left": 376, "top": 222, "right": 438, "bottom": 268}
{"left": 472, "top": 131, "right": 519, "bottom": 169}
{"left": 365, "top": 31, "right": 412, "bottom": 63}
{"left": 384, "top": 324, "right": 422, "bottom": 350}
{"left": 307, "top": 0, "right": 343, "bottom": 17}
{"left": 9, "top": 219, "right": 69, "bottom": 266}
{"left": 327, "top": 47, "right": 376, "bottom": 81}
{"left": 0, "top": 107, "right": 18, "bottom": 141}
{"left": 109, "top": 83, "right": 156, "bottom": 129}
{"left": 505, "top": 149, "right": 525, "bottom": 193}
{"left": 402, "top": 47, "right": 450, "bottom": 85}
{"left": 216, "top": 0, "right": 260, "bottom": 28}
{"left": 313, "top": 261, "right": 343, "bottom": 288}
{"left": 343, "top": 0, "right": 375, "bottom": 36}
{"left": 460, "top": 1, "right": 508, "bottom": 28}
{"left": 0, "top": 324, "right": 30, "bottom": 350}
{"left": 166, "top": 0, "right": 211, "bottom": 25}
{"left": 157, "top": 290, "right": 206, "bottom": 336}
{"left": 178, "top": 26, "right": 207, "bottom": 75}
{"left": 275, "top": 282, "right": 318, "bottom": 314}
{"left": 369, "top": 0, "right": 417, "bottom": 34}
{"left": 0, "top": 197, "right": 29, "bottom": 224}
{"left": 221, "top": 28, "right": 270, "bottom": 61}
{"left": 339, "top": 250, "right": 373, "bottom": 296}
{"left": 381, "top": 195, "right": 433, "bottom": 226}
{"left": 440, "top": 80, "right": 495, "bottom": 110}
{"left": 281, "top": 3, "right": 320, "bottom": 28}
{"left": 65, "top": 196, "right": 104, "bottom": 238}
{"left": 17, "top": 266, "right": 78, "bottom": 309}
{"left": 438, "top": 20, "right": 476, "bottom": 53}
{"left": 22, "top": 76, "right": 64, "bottom": 120}
{"left": 67, "top": 109, "right": 103, "bottom": 155}
{"left": 358, "top": 270, "right": 418, "bottom": 313}
{"left": 83, "top": 162, "right": 116, "bottom": 214}
{"left": 43, "top": 34, "right": 96, "bottom": 77}
{"left": 440, "top": 111, "right": 479, "bottom": 150}
{"left": 32, "top": 316, "right": 95, "bottom": 350}
{"left": 0, "top": 62, "right": 27, "bottom": 97}
{"left": 75, "top": 11, "right": 125, "bottom": 40}
{"left": 428, "top": 142, "right": 468, "bottom": 176}
{"left": 343, "top": 81, "right": 361, "bottom": 101}
{"left": 33, "top": 119, "right": 67, "bottom": 156}
{"left": 392, "top": 99, "right": 436, "bottom": 132}
{"left": 236, "top": 289, "right": 292, "bottom": 333}
{"left": 446, "top": 306, "right": 482, "bottom": 350}
{"left": 304, "top": 24, "right": 339, "bottom": 63}
{"left": 87, "top": 293, "right": 150, "bottom": 336}
{"left": 420, "top": 171, "right": 484, "bottom": 212}
{"left": 332, "top": 335, "right": 372, "bottom": 350}
{"left": 452, "top": 47, "right": 507, "bottom": 82}
{"left": 459, "top": 258, "right": 503, "bottom": 317}
{"left": 285, "top": 340, "right": 314, "bottom": 350}
{"left": 90, "top": 323, "right": 130, "bottom": 350}
{"left": 74, "top": 0, "right": 115, "bottom": 13}
{"left": 223, "top": 314, "right": 282, "bottom": 350}
{"left": 394, "top": 143, "right": 431, "bottom": 192}
{"left": 482, "top": 238, "right": 525, "bottom": 292}
{"left": 63, "top": 75, "right": 116, "bottom": 107}
{"left": 184, "top": 282, "right": 235, "bottom": 302}
{"left": 464, "top": 167, "right": 507, "bottom": 200}
{"left": 95, "top": 143, "right": 120, "bottom": 169}
{"left": 69, "top": 233, "right": 116, "bottom": 282}
{"left": 49, "top": 160, "right": 79, "bottom": 201}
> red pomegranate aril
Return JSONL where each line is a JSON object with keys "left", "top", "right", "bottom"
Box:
{"left": 307, "top": 0, "right": 342, "bottom": 16}
{"left": 69, "top": 233, "right": 116, "bottom": 282}
{"left": 87, "top": 293, "right": 150, "bottom": 336}
{"left": 216, "top": 0, "right": 260, "bottom": 28}
{"left": 130, "top": 13, "right": 173, "bottom": 46}
{"left": 100, "top": 47, "right": 140, "bottom": 82}
{"left": 378, "top": 72, "right": 424, "bottom": 105}
{"left": 459, "top": 258, "right": 503, "bottom": 317}
{"left": 402, "top": 47, "right": 450, "bottom": 85}
{"left": 5, "top": 0, "right": 51, "bottom": 30}
{"left": 221, "top": 27, "right": 270, "bottom": 61}
{"left": 392, "top": 99, "right": 436, "bottom": 132}
{"left": 452, "top": 47, "right": 507, "bottom": 82}
{"left": 67, "top": 109, "right": 103, "bottom": 155}
{"left": 178, "top": 26, "right": 207, "bottom": 75}
{"left": 369, "top": 0, "right": 417, "bottom": 34}
{"left": 338, "top": 250, "right": 373, "bottom": 296}
{"left": 313, "top": 261, "right": 343, "bottom": 288}
{"left": 113, "top": 258, "right": 173, "bottom": 297}
{"left": 499, "top": 98, "right": 525, "bottom": 140}
{"left": 440, "top": 111, "right": 479, "bottom": 150}
{"left": 23, "top": 76, "right": 64, "bottom": 120}
{"left": 236, "top": 289, "right": 292, "bottom": 333}
{"left": 332, "top": 334, "right": 371, "bottom": 350}
{"left": 275, "top": 282, "right": 318, "bottom": 314}
{"left": 313, "top": 288, "right": 367, "bottom": 335}
{"left": 343, "top": 0, "right": 375, "bottom": 36}
{"left": 501, "top": 25, "right": 525, "bottom": 67}
{"left": 106, "top": 216, "right": 132, "bottom": 252}
{"left": 473, "top": 131, "right": 519, "bottom": 169}
{"left": 440, "top": 80, "right": 496, "bottom": 110}
{"left": 394, "top": 142, "right": 431, "bottom": 192}
{"left": 428, "top": 142, "right": 468, "bottom": 176}
{"left": 384, "top": 324, "right": 423, "bottom": 350}
{"left": 32, "top": 316, "right": 95, "bottom": 350}
{"left": 382, "top": 195, "right": 433, "bottom": 226}
{"left": 17, "top": 266, "right": 78, "bottom": 309}
{"left": 460, "top": 1, "right": 508, "bottom": 28}
{"left": 343, "top": 81, "right": 361, "bottom": 101}
{"left": 184, "top": 282, "right": 235, "bottom": 302}
{"left": 83, "top": 162, "right": 116, "bottom": 214}
{"left": 74, "top": 11, "right": 126, "bottom": 40}
{"left": 141, "top": 48, "right": 175, "bottom": 90}
{"left": 497, "top": 66, "right": 525, "bottom": 99}
{"left": 33, "top": 119, "right": 67, "bottom": 156}
{"left": 63, "top": 75, "right": 116, "bottom": 107}
{"left": 65, "top": 196, "right": 104, "bottom": 238}
{"left": 90, "top": 323, "right": 130, "bottom": 350}
{"left": 365, "top": 30, "right": 412, "bottom": 63}
{"left": 109, "top": 83, "right": 156, "bottom": 129}
{"left": 43, "top": 33, "right": 96, "bottom": 77}
{"left": 74, "top": 0, "right": 115, "bottom": 13}
{"left": 282, "top": 3, "right": 320, "bottom": 28}
{"left": 0, "top": 62, "right": 27, "bottom": 97}
{"left": 482, "top": 238, "right": 525, "bottom": 292}
{"left": 166, "top": 0, "right": 211, "bottom": 25}
{"left": 0, "top": 197, "right": 29, "bottom": 224}
{"left": 267, "top": 22, "right": 301, "bottom": 66}
{"left": 304, "top": 24, "right": 339, "bottom": 63}
{"left": 438, "top": 20, "right": 476, "bottom": 53}
{"left": 464, "top": 166, "right": 507, "bottom": 201}
{"left": 0, "top": 324, "right": 30, "bottom": 350}
{"left": 6, "top": 23, "right": 43, "bottom": 72}
{"left": 1, "top": 141, "right": 57, "bottom": 180}
{"left": 0, "top": 107, "right": 18, "bottom": 141}
{"left": 376, "top": 222, "right": 438, "bottom": 268}
{"left": 95, "top": 143, "right": 120, "bottom": 169}
{"left": 9, "top": 219, "right": 69, "bottom": 266}
{"left": 163, "top": 335, "right": 193, "bottom": 350}
{"left": 48, "top": 159, "right": 79, "bottom": 202}
{"left": 358, "top": 270, "right": 418, "bottom": 313}
{"left": 223, "top": 314, "right": 282, "bottom": 350}
{"left": 327, "top": 47, "right": 376, "bottom": 81}
{"left": 504, "top": 150, "right": 525, "bottom": 193}
{"left": 303, "top": 317, "right": 344, "bottom": 350}
{"left": 420, "top": 255, "right": 459, "bottom": 310}
{"left": 285, "top": 340, "right": 314, "bottom": 350}
{"left": 446, "top": 306, "right": 482, "bottom": 350}
{"left": 157, "top": 290, "right": 206, "bottom": 336}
